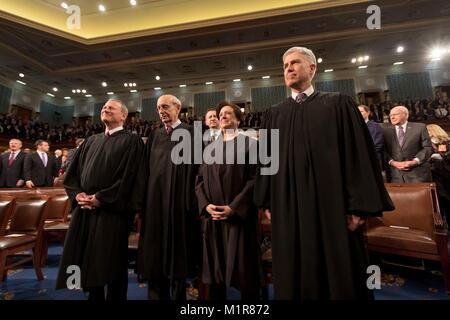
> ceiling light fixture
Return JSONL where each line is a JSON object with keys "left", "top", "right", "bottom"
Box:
{"left": 179, "top": 84, "right": 186, "bottom": 88}
{"left": 98, "top": 4, "right": 106, "bottom": 12}
{"left": 205, "top": 81, "right": 213, "bottom": 85}
{"left": 233, "top": 79, "right": 241, "bottom": 82}
{"left": 393, "top": 61, "right": 404, "bottom": 65}
{"left": 262, "top": 76, "right": 270, "bottom": 79}
{"left": 247, "top": 65, "right": 253, "bottom": 71}
{"left": 19, "top": 73, "right": 24, "bottom": 78}
{"left": 130, "top": 0, "right": 137, "bottom": 5}
{"left": 324, "top": 69, "right": 334, "bottom": 72}
{"left": 64, "top": 96, "right": 71, "bottom": 100}
{"left": 107, "top": 92, "right": 114, "bottom": 95}
{"left": 102, "top": 82, "right": 107, "bottom": 87}
{"left": 396, "top": 46, "right": 404, "bottom": 53}
{"left": 317, "top": 58, "right": 323, "bottom": 63}
{"left": 358, "top": 65, "right": 368, "bottom": 69}
{"left": 154, "top": 87, "right": 162, "bottom": 90}
{"left": 47, "top": 93, "right": 55, "bottom": 97}
{"left": 16, "top": 80, "right": 26, "bottom": 85}
{"left": 61, "top": 2, "right": 68, "bottom": 9}
{"left": 155, "top": 76, "right": 160, "bottom": 80}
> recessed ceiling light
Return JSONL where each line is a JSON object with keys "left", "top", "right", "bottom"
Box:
{"left": 317, "top": 58, "right": 323, "bottom": 63}
{"left": 324, "top": 69, "right": 334, "bottom": 72}
{"left": 130, "top": 89, "right": 138, "bottom": 93}
{"left": 179, "top": 84, "right": 186, "bottom": 88}
{"left": 205, "top": 81, "right": 213, "bottom": 85}
{"left": 98, "top": 4, "right": 106, "bottom": 12}
{"left": 19, "top": 73, "right": 24, "bottom": 78}
{"left": 155, "top": 75, "right": 160, "bottom": 81}
{"left": 64, "top": 96, "right": 71, "bottom": 100}
{"left": 247, "top": 65, "right": 253, "bottom": 71}
{"left": 358, "top": 65, "right": 368, "bottom": 69}
{"left": 124, "top": 83, "right": 128, "bottom": 87}
{"left": 52, "top": 87, "right": 58, "bottom": 92}
{"left": 47, "top": 93, "right": 55, "bottom": 97}
{"left": 16, "top": 80, "right": 26, "bottom": 85}
{"left": 233, "top": 79, "right": 241, "bottom": 82}
{"left": 102, "top": 82, "right": 107, "bottom": 87}
{"left": 262, "top": 76, "right": 270, "bottom": 79}
{"left": 85, "top": 94, "right": 92, "bottom": 97}
{"left": 154, "top": 87, "right": 161, "bottom": 90}
{"left": 132, "top": 83, "right": 137, "bottom": 87}
{"left": 393, "top": 61, "right": 404, "bottom": 65}
{"left": 81, "top": 89, "right": 86, "bottom": 94}
{"left": 107, "top": 92, "right": 114, "bottom": 95}
{"left": 396, "top": 46, "right": 404, "bottom": 53}
{"left": 364, "top": 55, "right": 370, "bottom": 61}
{"left": 128, "top": 83, "right": 133, "bottom": 87}
{"left": 61, "top": 2, "right": 68, "bottom": 9}
{"left": 351, "top": 58, "right": 357, "bottom": 63}
{"left": 76, "top": 89, "right": 81, "bottom": 93}
{"left": 431, "top": 57, "right": 441, "bottom": 61}
{"left": 72, "top": 89, "right": 76, "bottom": 93}
{"left": 130, "top": 0, "right": 137, "bottom": 5}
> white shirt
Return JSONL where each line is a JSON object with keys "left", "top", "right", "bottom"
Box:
{"left": 105, "top": 126, "right": 124, "bottom": 135}
{"left": 169, "top": 119, "right": 181, "bottom": 129}
{"left": 291, "top": 85, "right": 314, "bottom": 101}
{"left": 395, "top": 121, "right": 407, "bottom": 136}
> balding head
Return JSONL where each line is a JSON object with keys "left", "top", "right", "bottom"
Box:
{"left": 157, "top": 94, "right": 182, "bottom": 126}
{"left": 389, "top": 106, "right": 409, "bottom": 126}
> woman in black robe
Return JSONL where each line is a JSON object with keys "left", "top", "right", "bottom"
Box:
{"left": 196, "top": 101, "right": 262, "bottom": 300}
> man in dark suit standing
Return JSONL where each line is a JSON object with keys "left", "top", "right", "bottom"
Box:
{"left": 0, "top": 139, "right": 26, "bottom": 187}
{"left": 359, "top": 105, "right": 384, "bottom": 169}
{"left": 204, "top": 108, "right": 220, "bottom": 144}
{"left": 24, "top": 140, "right": 57, "bottom": 188}
{"left": 383, "top": 106, "right": 432, "bottom": 183}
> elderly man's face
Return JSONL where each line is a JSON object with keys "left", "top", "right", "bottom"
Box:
{"left": 205, "top": 110, "right": 219, "bottom": 129}
{"left": 389, "top": 107, "right": 408, "bottom": 125}
{"left": 101, "top": 100, "right": 127, "bottom": 126}
{"left": 157, "top": 96, "right": 180, "bottom": 125}
{"left": 9, "top": 139, "right": 22, "bottom": 151}
{"left": 283, "top": 51, "right": 316, "bottom": 90}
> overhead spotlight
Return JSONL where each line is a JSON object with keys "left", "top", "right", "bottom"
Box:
{"left": 61, "top": 2, "right": 68, "bottom": 9}
{"left": 430, "top": 47, "right": 446, "bottom": 59}
{"left": 396, "top": 46, "right": 404, "bottom": 53}
{"left": 64, "top": 96, "right": 71, "bottom": 100}
{"left": 98, "top": 4, "right": 106, "bottom": 12}
{"left": 393, "top": 61, "right": 404, "bottom": 65}
{"left": 16, "top": 80, "right": 26, "bottom": 85}
{"left": 130, "top": 89, "right": 138, "bottom": 93}
{"left": 240, "top": 108, "right": 245, "bottom": 113}
{"left": 128, "top": 83, "right": 133, "bottom": 87}
{"left": 154, "top": 87, "right": 162, "bottom": 90}
{"left": 102, "top": 82, "right": 108, "bottom": 87}
{"left": 247, "top": 65, "right": 253, "bottom": 71}
{"left": 52, "top": 87, "right": 58, "bottom": 92}
{"left": 155, "top": 75, "right": 161, "bottom": 80}
{"left": 130, "top": 0, "right": 137, "bottom": 5}
{"left": 76, "top": 89, "right": 81, "bottom": 93}
{"left": 179, "top": 84, "right": 186, "bottom": 88}
{"left": 107, "top": 92, "right": 114, "bottom": 95}
{"left": 19, "top": 73, "right": 24, "bottom": 78}
{"left": 132, "top": 83, "right": 137, "bottom": 87}
{"left": 262, "top": 76, "right": 270, "bottom": 79}
{"left": 85, "top": 94, "right": 92, "bottom": 97}
{"left": 233, "top": 79, "right": 241, "bottom": 82}
{"left": 72, "top": 89, "right": 76, "bottom": 93}
{"left": 358, "top": 57, "right": 364, "bottom": 62}
{"left": 358, "top": 65, "right": 368, "bottom": 69}
{"left": 364, "top": 55, "right": 369, "bottom": 61}
{"left": 317, "top": 58, "right": 323, "bottom": 63}
{"left": 124, "top": 83, "right": 128, "bottom": 87}
{"left": 205, "top": 81, "right": 213, "bottom": 85}
{"left": 81, "top": 89, "right": 86, "bottom": 94}
{"left": 351, "top": 58, "right": 357, "bottom": 63}
{"left": 324, "top": 69, "right": 334, "bottom": 72}
{"left": 47, "top": 93, "right": 55, "bottom": 97}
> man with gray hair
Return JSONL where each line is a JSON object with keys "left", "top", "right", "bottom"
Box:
{"left": 137, "top": 94, "right": 199, "bottom": 300}
{"left": 254, "top": 46, "right": 394, "bottom": 299}
{"left": 56, "top": 98, "right": 144, "bottom": 300}
{"left": 383, "top": 105, "right": 432, "bottom": 182}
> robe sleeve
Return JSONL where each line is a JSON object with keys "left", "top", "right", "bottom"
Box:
{"left": 195, "top": 164, "right": 210, "bottom": 215}
{"left": 229, "top": 161, "right": 257, "bottom": 220}
{"left": 337, "top": 94, "right": 395, "bottom": 218}
{"left": 63, "top": 138, "right": 89, "bottom": 202}
{"left": 253, "top": 108, "right": 272, "bottom": 210}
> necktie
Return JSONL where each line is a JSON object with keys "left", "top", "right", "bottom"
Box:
{"left": 397, "top": 125, "right": 405, "bottom": 146}
{"left": 105, "top": 131, "right": 110, "bottom": 139}
{"left": 165, "top": 126, "right": 173, "bottom": 136}
{"left": 295, "top": 92, "right": 307, "bottom": 104}
{"left": 8, "top": 152, "right": 15, "bottom": 166}
{"left": 40, "top": 152, "right": 47, "bottom": 167}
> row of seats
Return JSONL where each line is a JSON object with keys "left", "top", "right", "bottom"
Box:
{"left": 0, "top": 188, "right": 70, "bottom": 282}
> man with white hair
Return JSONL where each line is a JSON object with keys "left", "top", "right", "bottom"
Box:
{"left": 0, "top": 138, "right": 26, "bottom": 187}
{"left": 383, "top": 105, "right": 432, "bottom": 182}
{"left": 254, "top": 46, "right": 394, "bottom": 300}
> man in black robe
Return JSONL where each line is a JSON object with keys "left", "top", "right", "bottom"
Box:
{"left": 254, "top": 46, "right": 394, "bottom": 300}
{"left": 137, "top": 94, "right": 199, "bottom": 300}
{"left": 56, "top": 99, "right": 144, "bottom": 301}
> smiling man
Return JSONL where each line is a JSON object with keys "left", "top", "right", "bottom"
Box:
{"left": 254, "top": 46, "right": 394, "bottom": 300}
{"left": 56, "top": 99, "right": 144, "bottom": 301}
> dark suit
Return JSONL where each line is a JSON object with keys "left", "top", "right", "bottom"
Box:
{"left": 383, "top": 122, "right": 432, "bottom": 183}
{"left": 0, "top": 151, "right": 26, "bottom": 187}
{"left": 366, "top": 120, "right": 384, "bottom": 169}
{"left": 23, "top": 152, "right": 57, "bottom": 187}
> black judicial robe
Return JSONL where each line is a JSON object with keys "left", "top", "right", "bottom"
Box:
{"left": 254, "top": 91, "right": 394, "bottom": 300}
{"left": 137, "top": 123, "right": 199, "bottom": 282}
{"left": 56, "top": 130, "right": 144, "bottom": 289}
{"left": 195, "top": 135, "right": 262, "bottom": 292}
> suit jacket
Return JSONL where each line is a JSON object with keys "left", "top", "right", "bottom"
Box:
{"left": 382, "top": 122, "right": 432, "bottom": 183}
{"left": 23, "top": 152, "right": 57, "bottom": 187}
{"left": 0, "top": 151, "right": 26, "bottom": 187}
{"left": 366, "top": 120, "right": 384, "bottom": 169}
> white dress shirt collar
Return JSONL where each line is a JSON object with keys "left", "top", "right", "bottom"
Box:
{"left": 105, "top": 126, "right": 124, "bottom": 135}
{"left": 291, "top": 85, "right": 314, "bottom": 100}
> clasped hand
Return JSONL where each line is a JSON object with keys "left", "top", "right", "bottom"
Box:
{"left": 206, "top": 204, "right": 233, "bottom": 220}
{"left": 76, "top": 192, "right": 101, "bottom": 210}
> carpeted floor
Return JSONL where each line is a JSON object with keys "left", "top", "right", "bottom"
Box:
{"left": 1, "top": 245, "right": 449, "bottom": 300}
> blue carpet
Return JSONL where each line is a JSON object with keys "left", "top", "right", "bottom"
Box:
{"left": 1, "top": 245, "right": 449, "bottom": 300}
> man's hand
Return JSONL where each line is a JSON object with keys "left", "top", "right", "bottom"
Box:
{"left": 76, "top": 193, "right": 100, "bottom": 210}
{"left": 403, "top": 160, "right": 419, "bottom": 170}
{"left": 264, "top": 209, "right": 271, "bottom": 221}
{"left": 347, "top": 215, "right": 365, "bottom": 231}
{"left": 25, "top": 180, "right": 34, "bottom": 189}
{"left": 206, "top": 204, "right": 234, "bottom": 220}
{"left": 16, "top": 179, "right": 24, "bottom": 187}
{"left": 391, "top": 160, "right": 413, "bottom": 171}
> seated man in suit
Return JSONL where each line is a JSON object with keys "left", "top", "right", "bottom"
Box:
{"left": 0, "top": 139, "right": 26, "bottom": 187}
{"left": 383, "top": 106, "right": 432, "bottom": 183}
{"left": 24, "top": 139, "right": 58, "bottom": 188}
{"left": 358, "top": 105, "right": 384, "bottom": 169}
